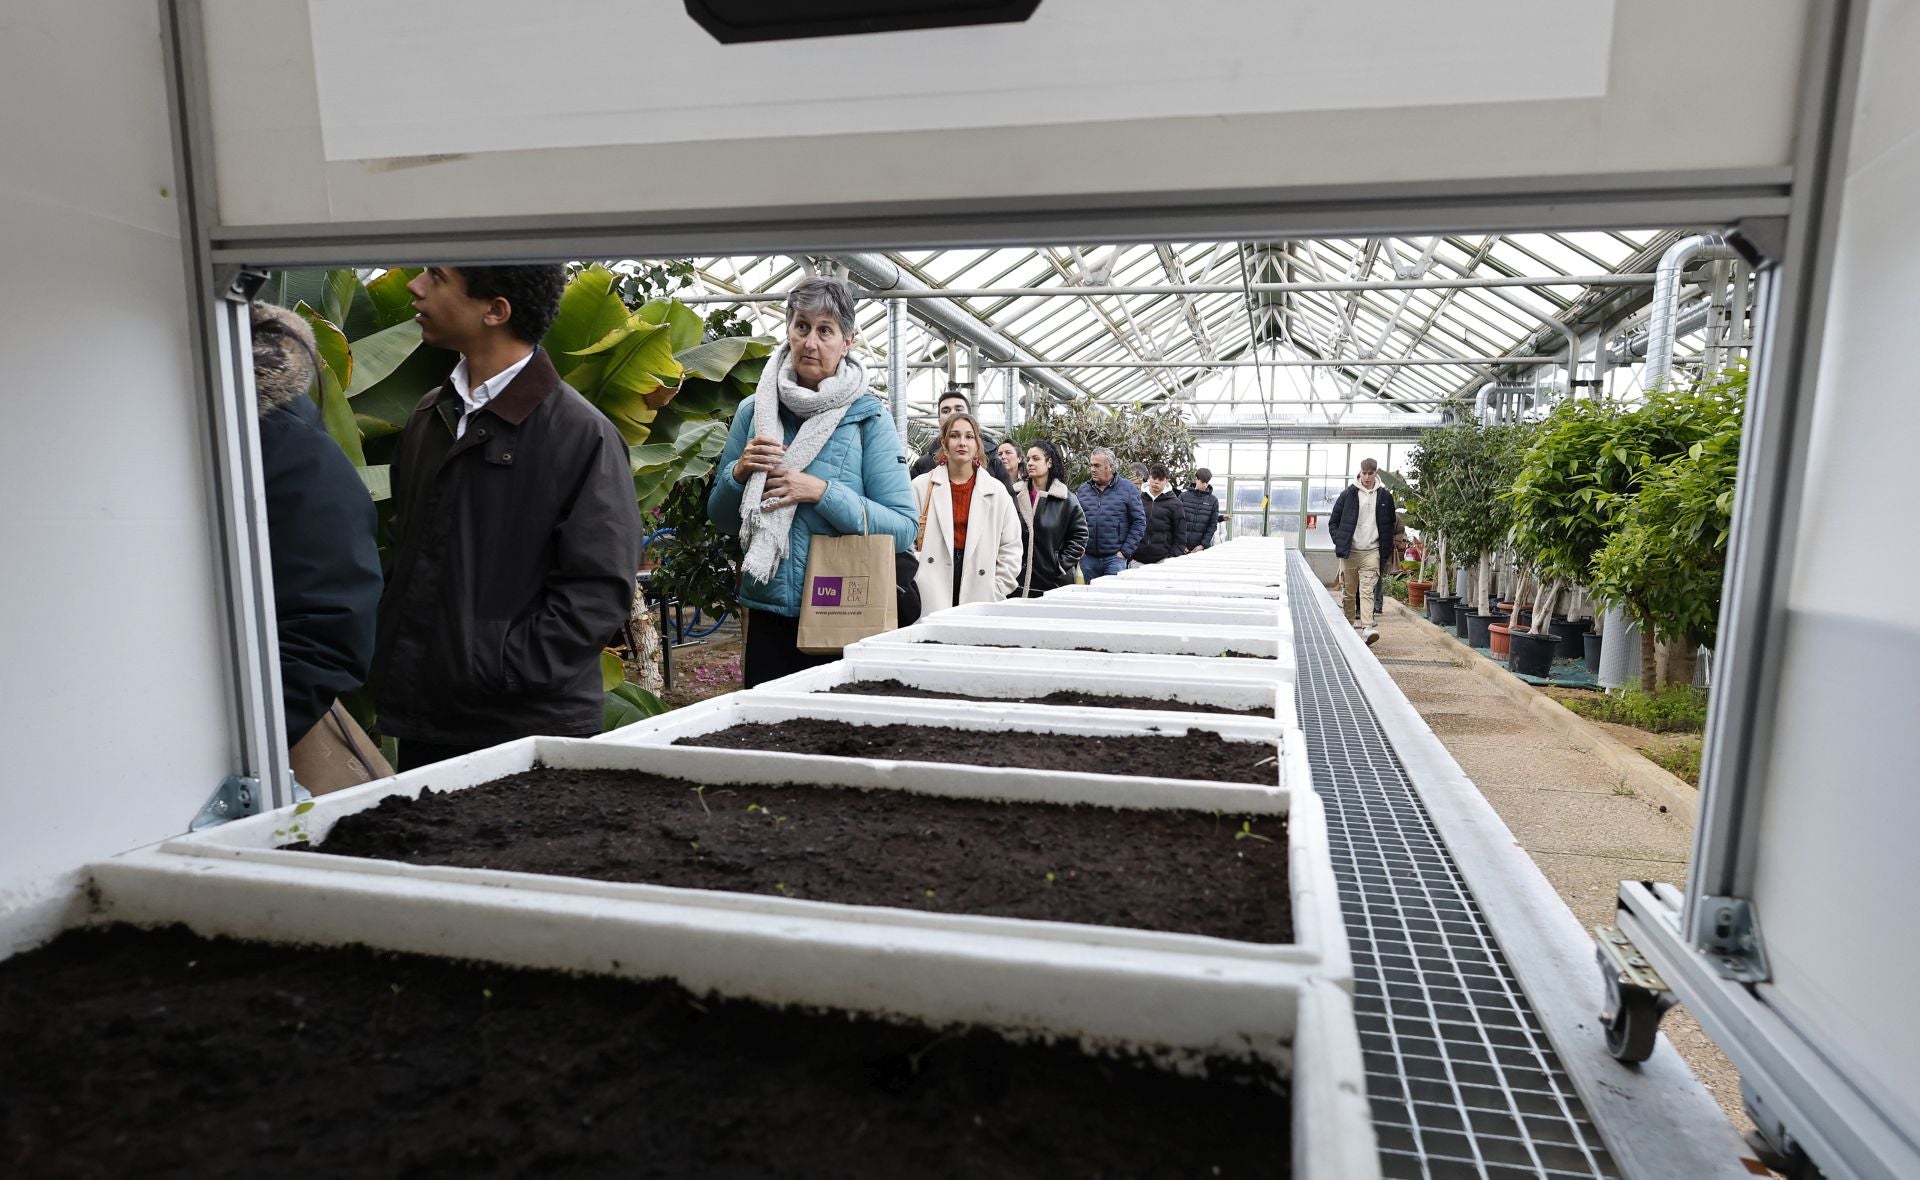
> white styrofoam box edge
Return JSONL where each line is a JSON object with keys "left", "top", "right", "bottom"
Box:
{"left": 1048, "top": 581, "right": 1287, "bottom": 601}
{"left": 750, "top": 655, "right": 1297, "bottom": 722}
{"left": 831, "top": 640, "right": 1292, "bottom": 687}
{"left": 1294, "top": 980, "right": 1384, "bottom": 1179}
{"left": 945, "top": 598, "right": 1288, "bottom": 629}
{"left": 158, "top": 736, "right": 1346, "bottom": 981}
{"left": 854, "top": 615, "right": 1293, "bottom": 666}
{"left": 3, "top": 865, "right": 1376, "bottom": 1177}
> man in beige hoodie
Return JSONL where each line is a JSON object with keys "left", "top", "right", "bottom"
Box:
{"left": 1328, "top": 458, "right": 1395, "bottom": 646}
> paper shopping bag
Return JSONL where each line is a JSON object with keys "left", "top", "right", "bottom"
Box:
{"left": 796, "top": 532, "right": 899, "bottom": 654}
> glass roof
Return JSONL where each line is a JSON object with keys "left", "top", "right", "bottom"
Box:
{"left": 664, "top": 231, "right": 1690, "bottom": 432}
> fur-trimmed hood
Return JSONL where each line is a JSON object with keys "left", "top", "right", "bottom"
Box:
{"left": 251, "top": 303, "right": 317, "bottom": 414}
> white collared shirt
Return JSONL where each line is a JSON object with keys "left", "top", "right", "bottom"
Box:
{"left": 448, "top": 349, "right": 536, "bottom": 440}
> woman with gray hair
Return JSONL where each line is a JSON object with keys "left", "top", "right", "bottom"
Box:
{"left": 709, "top": 276, "right": 918, "bottom": 686}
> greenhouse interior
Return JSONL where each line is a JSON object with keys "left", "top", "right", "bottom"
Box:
{"left": 3, "top": 2, "right": 1914, "bottom": 1178}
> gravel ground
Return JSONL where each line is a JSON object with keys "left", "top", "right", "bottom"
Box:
{"left": 1360, "top": 598, "right": 1753, "bottom": 1136}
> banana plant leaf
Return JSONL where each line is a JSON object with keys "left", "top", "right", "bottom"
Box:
{"left": 544, "top": 266, "right": 630, "bottom": 384}
{"left": 631, "top": 419, "right": 730, "bottom": 513}
{"left": 364, "top": 267, "right": 421, "bottom": 330}
{"left": 322, "top": 269, "right": 359, "bottom": 331}
{"left": 293, "top": 302, "right": 352, "bottom": 391}
{"left": 638, "top": 298, "right": 706, "bottom": 354}
{"left": 343, "top": 319, "right": 424, "bottom": 396}
{"left": 315, "top": 366, "right": 366, "bottom": 466}
{"left": 599, "top": 649, "right": 627, "bottom": 692}
{"left": 357, "top": 464, "right": 391, "bottom": 501}
{"left": 675, "top": 335, "right": 773, "bottom": 381}
{"left": 574, "top": 319, "right": 680, "bottom": 444}
{"left": 350, "top": 342, "right": 456, "bottom": 440}
{"left": 603, "top": 681, "right": 668, "bottom": 731}
{"left": 265, "top": 270, "right": 330, "bottom": 313}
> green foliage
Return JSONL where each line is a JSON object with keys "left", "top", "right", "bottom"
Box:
{"left": 1380, "top": 574, "right": 1409, "bottom": 603}
{"left": 1416, "top": 422, "right": 1530, "bottom": 564}
{"left": 1648, "top": 737, "right": 1704, "bottom": 785}
{"left": 1020, "top": 394, "right": 1196, "bottom": 488}
{"left": 1590, "top": 368, "right": 1745, "bottom": 646}
{"left": 1561, "top": 684, "right": 1710, "bottom": 733}
{"left": 603, "top": 682, "right": 669, "bottom": 731}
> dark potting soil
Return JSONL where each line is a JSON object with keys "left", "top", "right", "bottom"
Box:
{"left": 309, "top": 769, "right": 1291, "bottom": 944}
{"left": 826, "top": 678, "right": 1274, "bottom": 718}
{"left": 676, "top": 719, "right": 1279, "bottom": 786}
{"left": 0, "top": 924, "right": 1287, "bottom": 1179}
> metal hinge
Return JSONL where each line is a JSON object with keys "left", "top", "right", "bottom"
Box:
{"left": 192, "top": 775, "right": 261, "bottom": 831}
{"left": 1698, "top": 896, "right": 1770, "bottom": 983}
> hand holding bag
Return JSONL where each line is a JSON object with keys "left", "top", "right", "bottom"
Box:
{"left": 796, "top": 504, "right": 900, "bottom": 655}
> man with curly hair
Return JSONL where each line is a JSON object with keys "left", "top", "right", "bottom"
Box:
{"left": 371, "top": 264, "right": 642, "bottom": 769}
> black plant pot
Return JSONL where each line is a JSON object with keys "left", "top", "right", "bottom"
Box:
{"left": 1516, "top": 607, "right": 1534, "bottom": 629}
{"left": 1466, "top": 611, "right": 1494, "bottom": 649}
{"left": 1550, "top": 615, "right": 1593, "bottom": 661}
{"left": 1508, "top": 629, "right": 1559, "bottom": 678}
{"left": 1583, "top": 630, "right": 1604, "bottom": 675}
{"left": 1454, "top": 608, "right": 1472, "bottom": 641}
{"left": 1427, "top": 595, "right": 1458, "bottom": 627}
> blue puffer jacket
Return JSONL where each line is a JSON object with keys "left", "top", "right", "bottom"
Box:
{"left": 708, "top": 394, "right": 919, "bottom": 617}
{"left": 1076, "top": 475, "right": 1147, "bottom": 558}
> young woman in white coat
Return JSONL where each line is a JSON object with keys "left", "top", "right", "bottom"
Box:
{"left": 911, "top": 411, "right": 1023, "bottom": 613}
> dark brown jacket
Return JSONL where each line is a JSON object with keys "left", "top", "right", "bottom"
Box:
{"left": 370, "top": 349, "right": 641, "bottom": 745}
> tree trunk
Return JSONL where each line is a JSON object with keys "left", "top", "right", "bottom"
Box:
{"left": 1639, "top": 626, "right": 1659, "bottom": 693}
{"left": 1531, "top": 580, "right": 1561, "bottom": 634}
{"left": 627, "top": 582, "right": 666, "bottom": 696}
{"left": 1475, "top": 553, "right": 1490, "bottom": 613}
{"left": 1507, "top": 572, "right": 1530, "bottom": 630}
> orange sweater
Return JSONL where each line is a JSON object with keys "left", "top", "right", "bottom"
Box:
{"left": 949, "top": 473, "right": 975, "bottom": 556}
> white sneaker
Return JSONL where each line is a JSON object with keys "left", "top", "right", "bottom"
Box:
{"left": 1364, "top": 627, "right": 1380, "bottom": 646}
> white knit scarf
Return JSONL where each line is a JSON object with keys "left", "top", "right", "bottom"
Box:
{"left": 738, "top": 343, "right": 868, "bottom": 583}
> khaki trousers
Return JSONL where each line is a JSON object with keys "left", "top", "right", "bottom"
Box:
{"left": 1340, "top": 547, "right": 1381, "bottom": 627}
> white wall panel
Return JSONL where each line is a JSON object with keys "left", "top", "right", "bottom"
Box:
{"left": 0, "top": 1, "right": 235, "bottom": 897}
{"left": 203, "top": 0, "right": 1806, "bottom": 232}
{"left": 1752, "top": 0, "right": 1920, "bottom": 1139}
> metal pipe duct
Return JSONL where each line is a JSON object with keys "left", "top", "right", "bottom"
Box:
{"left": 1646, "top": 234, "right": 1737, "bottom": 387}
{"left": 829, "top": 252, "right": 1092, "bottom": 404}
{"left": 1607, "top": 299, "right": 1716, "bottom": 366}
{"left": 1474, "top": 381, "right": 1499, "bottom": 425}
{"left": 886, "top": 298, "right": 907, "bottom": 444}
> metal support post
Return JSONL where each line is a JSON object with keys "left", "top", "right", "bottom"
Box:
{"left": 162, "top": 0, "right": 293, "bottom": 819}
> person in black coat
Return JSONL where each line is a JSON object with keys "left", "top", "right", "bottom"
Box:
{"left": 251, "top": 303, "right": 383, "bottom": 748}
{"left": 1130, "top": 464, "right": 1184, "bottom": 565}
{"left": 372, "top": 265, "right": 642, "bottom": 770}
{"left": 1178, "top": 468, "right": 1223, "bottom": 552}
{"left": 1011, "top": 438, "right": 1089, "bottom": 596}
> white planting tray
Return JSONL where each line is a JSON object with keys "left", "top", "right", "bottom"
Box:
{"left": 939, "top": 598, "right": 1291, "bottom": 637}
{"left": 1, "top": 861, "right": 1375, "bottom": 1179}
{"left": 1044, "top": 587, "right": 1294, "bottom": 616}
{"left": 850, "top": 614, "right": 1294, "bottom": 669}
{"left": 820, "top": 640, "right": 1298, "bottom": 693}
{"left": 162, "top": 733, "right": 1335, "bottom": 979}
{"left": 751, "top": 652, "right": 1298, "bottom": 724}
{"left": 1116, "top": 568, "right": 1287, "bottom": 589}
{"left": 1048, "top": 580, "right": 1286, "bottom": 602}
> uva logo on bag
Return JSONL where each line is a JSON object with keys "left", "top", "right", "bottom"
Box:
{"left": 810, "top": 575, "right": 869, "bottom": 607}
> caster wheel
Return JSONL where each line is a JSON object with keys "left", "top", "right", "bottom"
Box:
{"left": 1601, "top": 973, "right": 1663, "bottom": 1063}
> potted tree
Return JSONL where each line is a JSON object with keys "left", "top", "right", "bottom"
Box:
{"left": 1591, "top": 368, "right": 1745, "bottom": 688}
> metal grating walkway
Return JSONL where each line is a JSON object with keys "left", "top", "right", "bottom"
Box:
{"left": 1288, "top": 557, "right": 1621, "bottom": 1180}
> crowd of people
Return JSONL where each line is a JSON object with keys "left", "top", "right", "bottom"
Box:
{"left": 260, "top": 269, "right": 1247, "bottom": 771}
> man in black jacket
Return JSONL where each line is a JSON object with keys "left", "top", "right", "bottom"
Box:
{"left": 371, "top": 264, "right": 642, "bottom": 770}
{"left": 1178, "top": 467, "right": 1223, "bottom": 552}
{"left": 1327, "top": 457, "right": 1396, "bottom": 646}
{"left": 1131, "top": 464, "right": 1184, "bottom": 565}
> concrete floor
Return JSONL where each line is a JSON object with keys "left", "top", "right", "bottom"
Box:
{"left": 1346, "top": 592, "right": 1752, "bottom": 1135}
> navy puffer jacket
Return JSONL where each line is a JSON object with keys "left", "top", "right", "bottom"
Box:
{"left": 1075, "top": 476, "right": 1147, "bottom": 558}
